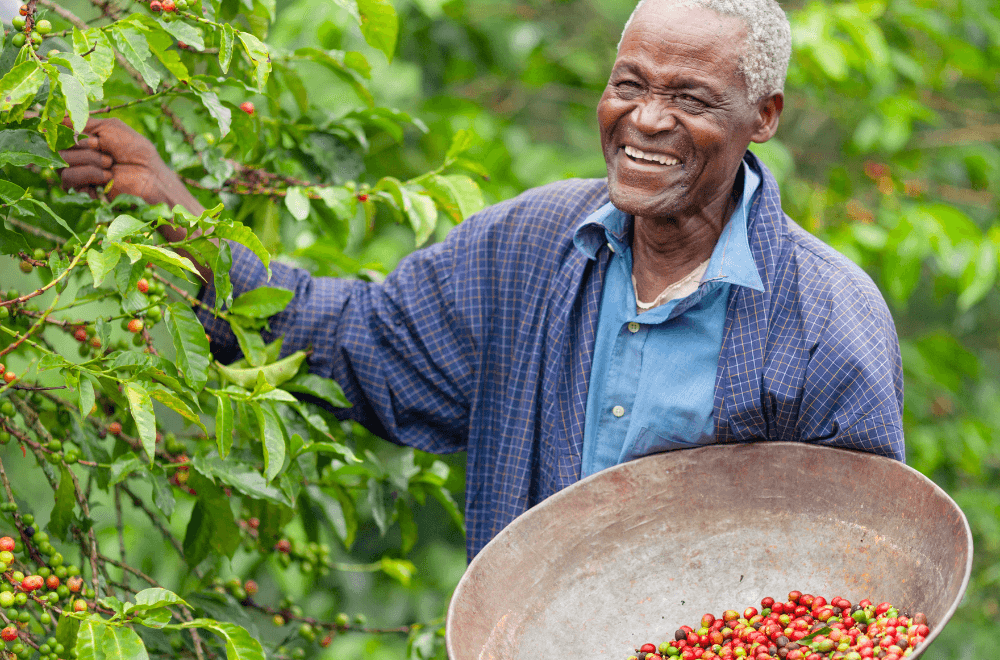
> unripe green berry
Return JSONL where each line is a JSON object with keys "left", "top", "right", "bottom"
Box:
{"left": 13, "top": 593, "right": 27, "bottom": 607}
{"left": 11, "top": 15, "right": 25, "bottom": 29}
{"left": 21, "top": 514, "right": 33, "bottom": 525}
{"left": 49, "top": 552, "right": 63, "bottom": 566}
{"left": 32, "top": 531, "right": 47, "bottom": 544}
{"left": 35, "top": 19, "right": 51, "bottom": 35}
{"left": 11, "top": 33, "right": 25, "bottom": 47}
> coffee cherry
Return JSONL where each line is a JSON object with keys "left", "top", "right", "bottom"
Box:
{"left": 240, "top": 101, "right": 255, "bottom": 115}
{"left": 3, "top": 372, "right": 15, "bottom": 384}
{"left": 244, "top": 580, "right": 258, "bottom": 596}
{"left": 108, "top": 421, "right": 122, "bottom": 436}
{"left": 0, "top": 537, "right": 12, "bottom": 552}
{"left": 127, "top": 318, "right": 144, "bottom": 333}
{"left": 21, "top": 575, "right": 43, "bottom": 592}
{"left": 137, "top": 278, "right": 149, "bottom": 294}
{"left": 45, "top": 575, "right": 59, "bottom": 590}
{"left": 150, "top": 0, "right": 162, "bottom": 10}
{"left": 1, "top": 626, "right": 16, "bottom": 642}
{"left": 35, "top": 20, "right": 51, "bottom": 35}
{"left": 319, "top": 635, "right": 332, "bottom": 648}
{"left": 357, "top": 193, "right": 369, "bottom": 202}
{"left": 0, "top": 307, "right": 8, "bottom": 321}
{"left": 11, "top": 15, "right": 25, "bottom": 30}
{"left": 66, "top": 576, "right": 83, "bottom": 593}
{"left": 73, "top": 599, "right": 88, "bottom": 612}
{"left": 162, "top": 0, "right": 176, "bottom": 11}
{"left": 74, "top": 327, "right": 88, "bottom": 342}
{"left": 18, "top": 260, "right": 32, "bottom": 274}
{"left": 1, "top": 401, "right": 14, "bottom": 416}
{"left": 275, "top": 539, "right": 291, "bottom": 553}
{"left": 89, "top": 335, "right": 102, "bottom": 349}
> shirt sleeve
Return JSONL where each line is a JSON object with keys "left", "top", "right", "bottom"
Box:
{"left": 196, "top": 237, "right": 476, "bottom": 455}
{"left": 793, "top": 259, "right": 906, "bottom": 461}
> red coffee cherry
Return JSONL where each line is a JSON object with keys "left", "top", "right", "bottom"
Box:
{"left": 127, "top": 318, "right": 144, "bottom": 333}
{"left": 240, "top": 101, "right": 255, "bottom": 115}
{"left": 0, "top": 537, "right": 14, "bottom": 552}
{"left": 137, "top": 278, "right": 149, "bottom": 294}
{"left": 108, "top": 421, "right": 123, "bottom": 436}
{"left": 1, "top": 626, "right": 17, "bottom": 642}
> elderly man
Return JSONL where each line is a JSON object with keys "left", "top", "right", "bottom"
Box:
{"left": 59, "top": 0, "right": 904, "bottom": 560}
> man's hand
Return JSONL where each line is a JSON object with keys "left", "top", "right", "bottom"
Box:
{"left": 58, "top": 118, "right": 205, "bottom": 216}
{"left": 59, "top": 118, "right": 212, "bottom": 284}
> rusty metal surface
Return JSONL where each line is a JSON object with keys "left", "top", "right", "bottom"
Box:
{"left": 446, "top": 443, "right": 973, "bottom": 660}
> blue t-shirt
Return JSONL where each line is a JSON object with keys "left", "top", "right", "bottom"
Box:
{"left": 577, "top": 162, "right": 763, "bottom": 476}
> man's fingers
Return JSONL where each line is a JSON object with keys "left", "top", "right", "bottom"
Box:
{"left": 59, "top": 149, "right": 113, "bottom": 169}
{"left": 60, "top": 166, "right": 113, "bottom": 192}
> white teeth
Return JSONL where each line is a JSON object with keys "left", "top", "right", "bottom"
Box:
{"left": 624, "top": 145, "right": 679, "bottom": 166}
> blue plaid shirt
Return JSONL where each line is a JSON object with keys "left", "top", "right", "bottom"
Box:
{"left": 199, "top": 152, "right": 905, "bottom": 560}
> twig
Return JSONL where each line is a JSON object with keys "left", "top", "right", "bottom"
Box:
{"left": 0, "top": 232, "right": 98, "bottom": 311}
{"left": 99, "top": 553, "right": 162, "bottom": 587}
{"left": 114, "top": 486, "right": 128, "bottom": 591}
{"left": 120, "top": 484, "right": 203, "bottom": 579}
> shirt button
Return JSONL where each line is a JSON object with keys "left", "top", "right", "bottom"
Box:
{"left": 627, "top": 322, "right": 640, "bottom": 333}
{"left": 612, "top": 405, "right": 625, "bottom": 418}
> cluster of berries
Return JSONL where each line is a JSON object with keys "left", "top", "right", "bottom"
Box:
{"left": 626, "top": 592, "right": 930, "bottom": 660}
{"left": 9, "top": 5, "right": 51, "bottom": 51}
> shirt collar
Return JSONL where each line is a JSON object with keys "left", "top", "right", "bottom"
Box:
{"left": 573, "top": 159, "right": 764, "bottom": 292}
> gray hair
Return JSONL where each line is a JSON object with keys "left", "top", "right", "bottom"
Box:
{"left": 618, "top": 0, "right": 791, "bottom": 103}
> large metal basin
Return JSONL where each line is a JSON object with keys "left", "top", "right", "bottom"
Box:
{"left": 447, "top": 442, "right": 972, "bottom": 659}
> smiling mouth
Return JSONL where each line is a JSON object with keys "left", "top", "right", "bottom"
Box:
{"left": 623, "top": 145, "right": 680, "bottom": 166}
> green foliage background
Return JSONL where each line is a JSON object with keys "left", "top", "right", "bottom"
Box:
{"left": 1, "top": 0, "right": 998, "bottom": 659}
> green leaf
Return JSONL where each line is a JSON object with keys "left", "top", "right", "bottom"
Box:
{"left": 57, "top": 72, "right": 89, "bottom": 134}
{"left": 220, "top": 24, "right": 235, "bottom": 73}
{"left": 282, "top": 373, "right": 351, "bottom": 408}
{"left": 236, "top": 31, "right": 271, "bottom": 90}
{"left": 445, "top": 128, "right": 474, "bottom": 161}
{"left": 170, "top": 620, "right": 265, "bottom": 660}
{"left": 49, "top": 466, "right": 77, "bottom": 541}
{"left": 253, "top": 402, "right": 286, "bottom": 482}
{"left": 124, "top": 382, "right": 157, "bottom": 465}
{"left": 357, "top": 0, "right": 398, "bottom": 62}
{"left": 87, "top": 246, "right": 121, "bottom": 286}
{"left": 230, "top": 321, "right": 267, "bottom": 367}
{"left": 192, "top": 453, "right": 290, "bottom": 506}
{"left": 106, "top": 214, "right": 149, "bottom": 243}
{"left": 164, "top": 303, "right": 211, "bottom": 390}
{"left": 284, "top": 187, "right": 310, "bottom": 221}
{"left": 228, "top": 286, "right": 295, "bottom": 318}
{"left": 0, "top": 129, "right": 67, "bottom": 168}
{"left": 112, "top": 26, "right": 161, "bottom": 90}
{"left": 193, "top": 88, "right": 232, "bottom": 138}
{"left": 147, "top": 30, "right": 190, "bottom": 82}
{"left": 0, "top": 60, "right": 46, "bottom": 114}
{"left": 215, "top": 394, "right": 234, "bottom": 458}
{"left": 109, "top": 455, "right": 144, "bottom": 485}
{"left": 958, "top": 239, "right": 997, "bottom": 311}
{"left": 216, "top": 351, "right": 307, "bottom": 389}
{"left": 380, "top": 556, "right": 416, "bottom": 586}
{"left": 130, "top": 244, "right": 199, "bottom": 278}
{"left": 402, "top": 185, "right": 438, "bottom": 246}
{"left": 129, "top": 588, "right": 189, "bottom": 613}
{"left": 56, "top": 612, "right": 81, "bottom": 655}
{"left": 46, "top": 53, "right": 104, "bottom": 102}
{"left": 423, "top": 173, "right": 484, "bottom": 223}
{"left": 133, "top": 608, "right": 173, "bottom": 629}
{"left": 75, "top": 617, "right": 109, "bottom": 660}
{"left": 78, "top": 376, "right": 96, "bottom": 419}
{"left": 396, "top": 498, "right": 417, "bottom": 554}
{"left": 73, "top": 29, "right": 115, "bottom": 83}
{"left": 212, "top": 221, "right": 270, "bottom": 277}
{"left": 182, "top": 474, "right": 241, "bottom": 566}
{"left": 213, "top": 240, "right": 234, "bottom": 311}
{"left": 367, "top": 476, "right": 389, "bottom": 535}
{"left": 311, "top": 484, "right": 357, "bottom": 549}
{"left": 101, "top": 621, "right": 149, "bottom": 660}
{"left": 156, "top": 16, "right": 205, "bottom": 50}
{"left": 149, "top": 386, "right": 208, "bottom": 435}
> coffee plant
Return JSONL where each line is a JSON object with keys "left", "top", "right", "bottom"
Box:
{"left": 0, "top": 0, "right": 482, "bottom": 659}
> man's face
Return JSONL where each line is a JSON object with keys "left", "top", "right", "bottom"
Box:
{"left": 598, "top": 1, "right": 778, "bottom": 225}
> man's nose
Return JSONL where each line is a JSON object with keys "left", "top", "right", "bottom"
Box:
{"left": 630, "top": 99, "right": 678, "bottom": 134}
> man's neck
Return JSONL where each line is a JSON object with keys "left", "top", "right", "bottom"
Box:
{"left": 630, "top": 168, "right": 744, "bottom": 303}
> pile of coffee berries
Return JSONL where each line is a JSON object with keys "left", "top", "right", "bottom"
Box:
{"left": 625, "top": 592, "right": 931, "bottom": 660}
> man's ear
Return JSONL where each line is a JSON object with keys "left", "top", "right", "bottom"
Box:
{"left": 750, "top": 92, "right": 783, "bottom": 144}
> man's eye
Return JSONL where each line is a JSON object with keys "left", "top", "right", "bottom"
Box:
{"left": 615, "top": 80, "right": 640, "bottom": 89}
